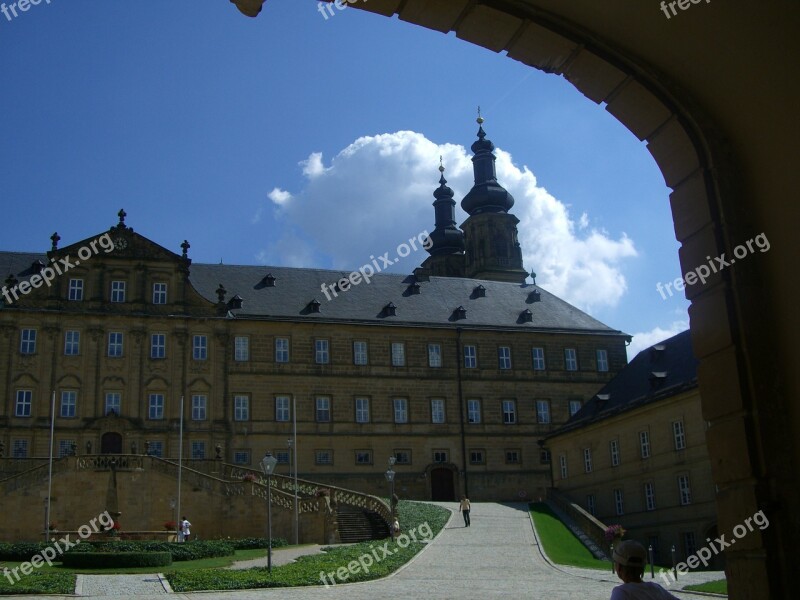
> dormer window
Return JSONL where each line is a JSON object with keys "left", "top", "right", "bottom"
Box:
{"left": 408, "top": 282, "right": 421, "bottom": 295}
{"left": 520, "top": 309, "right": 533, "bottom": 323}
{"left": 383, "top": 302, "right": 397, "bottom": 317}
{"left": 453, "top": 306, "right": 467, "bottom": 320}
{"left": 307, "top": 299, "right": 321, "bottom": 313}
{"left": 262, "top": 273, "right": 276, "bottom": 287}
{"left": 528, "top": 289, "right": 541, "bottom": 303}
{"left": 227, "top": 294, "right": 243, "bottom": 310}
{"left": 474, "top": 285, "right": 486, "bottom": 298}
{"left": 650, "top": 371, "right": 667, "bottom": 387}
{"left": 31, "top": 260, "right": 46, "bottom": 273}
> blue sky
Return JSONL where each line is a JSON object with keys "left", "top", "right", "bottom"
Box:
{"left": 0, "top": 0, "right": 689, "bottom": 357}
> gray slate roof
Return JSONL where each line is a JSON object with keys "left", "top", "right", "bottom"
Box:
{"left": 547, "top": 329, "right": 697, "bottom": 438}
{"left": 0, "top": 250, "right": 626, "bottom": 335}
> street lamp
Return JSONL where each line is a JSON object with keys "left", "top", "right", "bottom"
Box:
{"left": 385, "top": 456, "right": 396, "bottom": 541}
{"left": 261, "top": 451, "right": 279, "bottom": 573}
{"left": 649, "top": 544, "right": 655, "bottom": 579}
{"left": 288, "top": 438, "right": 298, "bottom": 545}
{"left": 671, "top": 544, "right": 677, "bottom": 580}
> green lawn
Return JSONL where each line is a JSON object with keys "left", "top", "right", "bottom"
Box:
{"left": 685, "top": 579, "right": 728, "bottom": 594}
{"left": 529, "top": 502, "right": 612, "bottom": 570}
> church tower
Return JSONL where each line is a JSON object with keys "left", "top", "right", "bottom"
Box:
{"left": 460, "top": 114, "right": 527, "bottom": 284}
{"left": 421, "top": 159, "right": 466, "bottom": 277}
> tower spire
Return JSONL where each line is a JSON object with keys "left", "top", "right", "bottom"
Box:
{"left": 461, "top": 112, "right": 515, "bottom": 215}
{"left": 426, "top": 158, "right": 465, "bottom": 257}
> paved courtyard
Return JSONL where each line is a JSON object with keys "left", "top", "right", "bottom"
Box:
{"left": 15, "top": 503, "right": 725, "bottom": 599}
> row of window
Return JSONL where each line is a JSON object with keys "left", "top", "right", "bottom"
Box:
{"left": 558, "top": 420, "right": 687, "bottom": 477}
{"left": 16, "top": 328, "right": 610, "bottom": 373}
{"left": 12, "top": 390, "right": 581, "bottom": 424}
{"left": 583, "top": 474, "right": 694, "bottom": 517}
{"left": 65, "top": 279, "right": 169, "bottom": 305}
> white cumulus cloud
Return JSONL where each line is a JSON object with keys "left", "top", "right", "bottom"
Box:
{"left": 626, "top": 319, "right": 690, "bottom": 361}
{"left": 255, "top": 130, "right": 638, "bottom": 311}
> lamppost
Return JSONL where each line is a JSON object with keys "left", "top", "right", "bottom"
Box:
{"left": 385, "top": 456, "right": 396, "bottom": 541}
{"left": 649, "top": 544, "right": 655, "bottom": 579}
{"left": 261, "top": 451, "right": 278, "bottom": 573}
{"left": 671, "top": 544, "right": 677, "bottom": 580}
{"left": 288, "top": 437, "right": 298, "bottom": 545}
{"left": 170, "top": 498, "right": 176, "bottom": 539}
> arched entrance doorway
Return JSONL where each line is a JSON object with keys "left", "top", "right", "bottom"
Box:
{"left": 430, "top": 467, "right": 456, "bottom": 501}
{"left": 100, "top": 432, "right": 123, "bottom": 454}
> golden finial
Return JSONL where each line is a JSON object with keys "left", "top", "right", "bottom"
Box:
{"left": 477, "top": 106, "right": 484, "bottom": 125}
{"left": 439, "top": 155, "right": 445, "bottom": 173}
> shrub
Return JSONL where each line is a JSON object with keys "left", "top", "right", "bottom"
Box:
{"left": 229, "top": 537, "right": 288, "bottom": 550}
{"left": 0, "top": 542, "right": 53, "bottom": 561}
{"left": 63, "top": 540, "right": 235, "bottom": 561}
{"left": 61, "top": 551, "right": 172, "bottom": 569}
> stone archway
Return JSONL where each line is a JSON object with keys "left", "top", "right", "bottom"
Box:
{"left": 243, "top": 2, "right": 796, "bottom": 596}
{"left": 430, "top": 467, "right": 456, "bottom": 501}
{"left": 100, "top": 432, "right": 123, "bottom": 454}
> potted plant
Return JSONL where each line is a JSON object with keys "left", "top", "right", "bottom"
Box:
{"left": 243, "top": 473, "right": 257, "bottom": 482}
{"left": 604, "top": 524, "right": 626, "bottom": 543}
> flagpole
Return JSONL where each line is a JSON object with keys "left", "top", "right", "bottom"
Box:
{"left": 176, "top": 395, "right": 184, "bottom": 541}
{"left": 46, "top": 390, "right": 56, "bottom": 542}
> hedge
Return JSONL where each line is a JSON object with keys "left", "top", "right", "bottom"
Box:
{"left": 61, "top": 551, "right": 173, "bottom": 568}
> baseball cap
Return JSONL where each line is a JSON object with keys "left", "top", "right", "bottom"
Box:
{"left": 612, "top": 540, "right": 648, "bottom": 567}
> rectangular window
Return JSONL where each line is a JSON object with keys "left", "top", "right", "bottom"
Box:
{"left": 150, "top": 333, "right": 166, "bottom": 359}
{"left": 64, "top": 330, "right": 80, "bottom": 356}
{"left": 192, "top": 335, "right": 208, "bottom": 360}
{"left": 20, "top": 329, "right": 36, "bottom": 354}
{"left": 393, "top": 449, "right": 411, "bottom": 465}
{"left": 565, "top": 348, "right": 578, "bottom": 371}
{"left": 275, "top": 451, "right": 289, "bottom": 465}
{"left": 353, "top": 341, "right": 368, "bottom": 365}
{"left": 536, "top": 399, "right": 551, "bottom": 424}
{"left": 391, "top": 342, "right": 406, "bottom": 367}
{"left": 463, "top": 344, "right": 477, "bottom": 368}
{"left": 596, "top": 349, "right": 609, "bottom": 372}
{"left": 393, "top": 398, "right": 408, "bottom": 423}
{"left": 15, "top": 390, "right": 32, "bottom": 417}
{"left": 678, "top": 475, "right": 692, "bottom": 505}
{"left": 498, "top": 346, "right": 512, "bottom": 370}
{"left": 275, "top": 396, "right": 290, "bottom": 422}
{"left": 110, "top": 280, "right": 126, "bottom": 303}
{"left": 467, "top": 399, "right": 481, "bottom": 424}
{"left": 355, "top": 450, "right": 372, "bottom": 465}
{"left": 433, "top": 450, "right": 448, "bottom": 463}
{"left": 583, "top": 447, "right": 593, "bottom": 473}
{"left": 191, "top": 395, "right": 207, "bottom": 420}
{"left": 532, "top": 347, "right": 546, "bottom": 370}
{"left": 191, "top": 441, "right": 206, "bottom": 459}
{"left": 355, "top": 397, "right": 370, "bottom": 423}
{"left": 559, "top": 454, "right": 568, "bottom": 479}
{"left": 60, "top": 390, "right": 77, "bottom": 418}
{"left": 683, "top": 532, "right": 697, "bottom": 558}
{"left": 315, "top": 450, "right": 333, "bottom": 465}
{"left": 147, "top": 441, "right": 164, "bottom": 458}
{"left": 108, "top": 332, "right": 123, "bottom": 357}
{"left": 586, "top": 494, "right": 596, "bottom": 516}
{"left": 315, "top": 339, "right": 330, "bottom": 364}
{"left": 431, "top": 398, "right": 445, "bottom": 423}
{"left": 148, "top": 394, "right": 165, "bottom": 420}
{"left": 68, "top": 278, "right": 84, "bottom": 301}
{"left": 640, "top": 431, "right": 651, "bottom": 459}
{"left": 12, "top": 439, "right": 28, "bottom": 458}
{"left": 105, "top": 392, "right": 121, "bottom": 416}
{"left": 316, "top": 396, "right": 331, "bottom": 422}
{"left": 275, "top": 337, "right": 289, "bottom": 363}
{"left": 673, "top": 420, "right": 687, "bottom": 450}
{"left": 234, "top": 395, "right": 249, "bottom": 421}
{"left": 234, "top": 336, "right": 249, "bottom": 361}
{"left": 469, "top": 449, "right": 485, "bottom": 464}
{"left": 152, "top": 282, "right": 167, "bottom": 305}
{"left": 428, "top": 343, "right": 442, "bottom": 367}
{"left": 505, "top": 450, "right": 521, "bottom": 464}
{"left": 614, "top": 488, "right": 625, "bottom": 515}
{"left": 233, "top": 451, "right": 250, "bottom": 465}
{"left": 502, "top": 399, "right": 517, "bottom": 424}
{"left": 569, "top": 399, "right": 582, "bottom": 416}
{"left": 58, "top": 440, "right": 76, "bottom": 458}
{"left": 610, "top": 439, "right": 620, "bottom": 467}
{"left": 645, "top": 482, "right": 656, "bottom": 511}
{"left": 540, "top": 450, "right": 551, "bottom": 464}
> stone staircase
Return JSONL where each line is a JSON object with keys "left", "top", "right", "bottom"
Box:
{"left": 336, "top": 505, "right": 390, "bottom": 542}
{"left": 544, "top": 490, "right": 610, "bottom": 560}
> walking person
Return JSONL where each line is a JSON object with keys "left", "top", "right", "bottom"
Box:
{"left": 181, "top": 516, "right": 192, "bottom": 543}
{"left": 459, "top": 495, "right": 471, "bottom": 527}
{"left": 610, "top": 540, "right": 680, "bottom": 599}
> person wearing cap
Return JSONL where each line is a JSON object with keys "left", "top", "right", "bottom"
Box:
{"left": 610, "top": 540, "right": 680, "bottom": 599}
